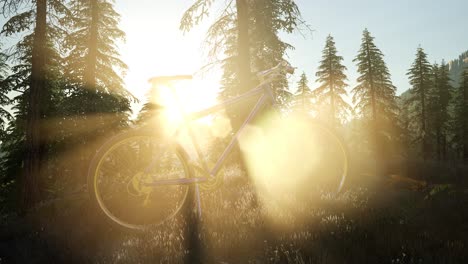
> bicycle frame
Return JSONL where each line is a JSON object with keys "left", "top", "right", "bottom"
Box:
{"left": 143, "top": 81, "right": 278, "bottom": 187}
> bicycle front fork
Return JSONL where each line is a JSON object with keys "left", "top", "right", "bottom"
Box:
{"left": 194, "top": 184, "right": 202, "bottom": 218}
{"left": 143, "top": 177, "right": 205, "bottom": 218}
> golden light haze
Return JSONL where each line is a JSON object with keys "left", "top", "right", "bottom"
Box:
{"left": 239, "top": 111, "right": 347, "bottom": 225}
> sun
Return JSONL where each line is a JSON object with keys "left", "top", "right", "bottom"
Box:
{"left": 117, "top": 5, "right": 217, "bottom": 120}
{"left": 116, "top": 2, "right": 226, "bottom": 136}
{"left": 148, "top": 78, "right": 220, "bottom": 129}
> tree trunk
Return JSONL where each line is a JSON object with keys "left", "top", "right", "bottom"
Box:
{"left": 236, "top": 0, "right": 251, "bottom": 94}
{"left": 442, "top": 134, "right": 446, "bottom": 160}
{"left": 20, "top": 0, "right": 47, "bottom": 212}
{"left": 232, "top": 0, "right": 251, "bottom": 161}
{"left": 419, "top": 61, "right": 427, "bottom": 159}
{"left": 302, "top": 90, "right": 305, "bottom": 111}
{"left": 365, "top": 41, "right": 381, "bottom": 175}
{"left": 364, "top": 42, "right": 377, "bottom": 134}
{"left": 436, "top": 128, "right": 441, "bottom": 160}
{"left": 184, "top": 187, "right": 203, "bottom": 264}
{"left": 85, "top": 0, "right": 99, "bottom": 90}
{"left": 464, "top": 78, "right": 468, "bottom": 160}
{"left": 234, "top": 0, "right": 258, "bottom": 208}
{"left": 79, "top": 0, "right": 100, "bottom": 180}
{"left": 328, "top": 49, "right": 336, "bottom": 128}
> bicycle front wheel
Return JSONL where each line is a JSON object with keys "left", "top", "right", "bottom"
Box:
{"left": 87, "top": 131, "right": 192, "bottom": 231}
{"left": 305, "top": 122, "right": 348, "bottom": 195}
{"left": 243, "top": 114, "right": 348, "bottom": 204}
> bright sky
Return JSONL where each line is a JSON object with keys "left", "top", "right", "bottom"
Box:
{"left": 115, "top": 0, "right": 217, "bottom": 101}
{"left": 115, "top": 0, "right": 468, "bottom": 104}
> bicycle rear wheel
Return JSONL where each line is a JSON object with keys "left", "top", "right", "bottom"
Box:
{"left": 87, "top": 131, "right": 192, "bottom": 231}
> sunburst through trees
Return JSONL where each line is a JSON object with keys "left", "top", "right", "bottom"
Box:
{"left": 0, "top": 1, "right": 467, "bottom": 262}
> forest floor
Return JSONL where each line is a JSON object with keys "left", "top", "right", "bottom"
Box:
{"left": 1, "top": 167, "right": 468, "bottom": 264}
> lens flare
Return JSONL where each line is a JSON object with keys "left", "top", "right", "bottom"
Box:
{"left": 238, "top": 111, "right": 347, "bottom": 225}
{"left": 148, "top": 79, "right": 225, "bottom": 136}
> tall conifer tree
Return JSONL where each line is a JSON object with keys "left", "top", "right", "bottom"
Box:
{"left": 61, "top": 0, "right": 133, "bottom": 182}
{"left": 0, "top": 0, "right": 70, "bottom": 210}
{"left": 180, "top": 0, "right": 303, "bottom": 127}
{"left": 0, "top": 47, "right": 11, "bottom": 139}
{"left": 428, "top": 61, "right": 452, "bottom": 160}
{"left": 64, "top": 0, "right": 130, "bottom": 98}
{"left": 452, "top": 67, "right": 468, "bottom": 159}
{"left": 314, "top": 35, "right": 350, "bottom": 126}
{"left": 407, "top": 46, "right": 433, "bottom": 158}
{"left": 295, "top": 72, "right": 312, "bottom": 111}
{"left": 352, "top": 29, "right": 398, "bottom": 162}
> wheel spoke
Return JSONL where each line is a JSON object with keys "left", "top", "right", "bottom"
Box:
{"left": 90, "top": 133, "right": 190, "bottom": 230}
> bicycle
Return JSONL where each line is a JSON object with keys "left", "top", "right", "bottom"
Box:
{"left": 87, "top": 61, "right": 349, "bottom": 231}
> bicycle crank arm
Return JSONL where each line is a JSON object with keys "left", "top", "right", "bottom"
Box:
{"left": 142, "top": 177, "right": 208, "bottom": 186}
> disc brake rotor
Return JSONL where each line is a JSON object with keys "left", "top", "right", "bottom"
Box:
{"left": 126, "top": 172, "right": 153, "bottom": 206}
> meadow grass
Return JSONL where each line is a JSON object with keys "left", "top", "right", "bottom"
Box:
{"left": 1, "top": 165, "right": 468, "bottom": 263}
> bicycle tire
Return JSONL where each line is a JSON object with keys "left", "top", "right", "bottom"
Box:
{"left": 306, "top": 120, "right": 348, "bottom": 194}
{"left": 87, "top": 130, "right": 192, "bottom": 231}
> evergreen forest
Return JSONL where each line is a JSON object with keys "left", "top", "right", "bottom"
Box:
{"left": 0, "top": 0, "right": 467, "bottom": 263}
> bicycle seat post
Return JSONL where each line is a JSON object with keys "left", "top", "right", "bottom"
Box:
{"left": 168, "top": 85, "right": 209, "bottom": 165}
{"left": 148, "top": 75, "right": 213, "bottom": 219}
{"left": 167, "top": 85, "right": 205, "bottom": 219}
{"left": 195, "top": 184, "right": 202, "bottom": 218}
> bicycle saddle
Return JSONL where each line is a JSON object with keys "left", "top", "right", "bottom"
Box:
{"left": 148, "top": 75, "right": 193, "bottom": 85}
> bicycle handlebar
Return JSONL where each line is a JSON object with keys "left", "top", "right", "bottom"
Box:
{"left": 256, "top": 60, "right": 296, "bottom": 83}
{"left": 148, "top": 60, "right": 294, "bottom": 88}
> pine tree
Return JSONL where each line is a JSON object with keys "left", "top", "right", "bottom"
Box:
{"left": 407, "top": 46, "right": 433, "bottom": 158}
{"left": 60, "top": 0, "right": 133, "bottom": 184}
{"left": 314, "top": 35, "right": 350, "bottom": 126}
{"left": 236, "top": 0, "right": 252, "bottom": 94}
{"left": 352, "top": 29, "right": 398, "bottom": 161}
{"left": 452, "top": 67, "right": 468, "bottom": 159}
{"left": 0, "top": 40, "right": 65, "bottom": 207}
{"left": 428, "top": 61, "right": 452, "bottom": 160}
{"left": 397, "top": 95, "right": 412, "bottom": 157}
{"left": 181, "top": 0, "right": 304, "bottom": 127}
{"left": 294, "top": 72, "right": 312, "bottom": 111}
{"left": 63, "top": 0, "right": 132, "bottom": 125}
{"left": 0, "top": 47, "right": 11, "bottom": 140}
{"left": 181, "top": 0, "right": 252, "bottom": 92}
{"left": 0, "top": 0, "right": 70, "bottom": 210}
{"left": 0, "top": 0, "right": 118, "bottom": 210}
{"left": 64, "top": 0, "right": 130, "bottom": 99}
